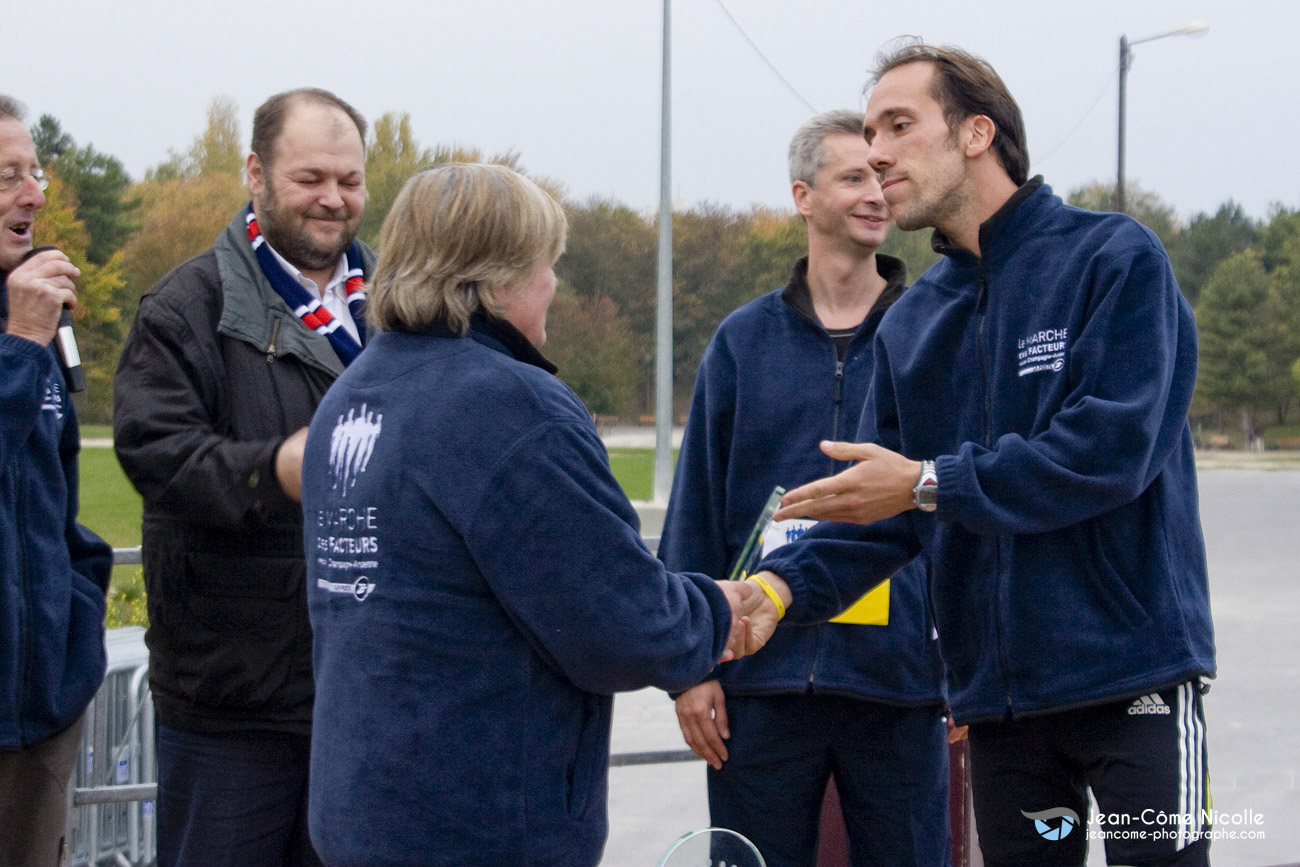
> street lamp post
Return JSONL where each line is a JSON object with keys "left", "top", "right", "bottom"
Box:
{"left": 653, "top": 0, "right": 674, "bottom": 504}
{"left": 1116, "top": 21, "right": 1208, "bottom": 214}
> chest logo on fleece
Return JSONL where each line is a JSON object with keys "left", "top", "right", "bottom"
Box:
{"left": 41, "top": 375, "right": 65, "bottom": 420}
{"left": 1016, "top": 327, "right": 1069, "bottom": 377}
{"left": 316, "top": 574, "right": 376, "bottom": 602}
{"left": 329, "top": 404, "right": 383, "bottom": 496}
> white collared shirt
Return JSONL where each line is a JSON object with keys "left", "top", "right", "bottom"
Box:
{"left": 265, "top": 244, "right": 360, "bottom": 343}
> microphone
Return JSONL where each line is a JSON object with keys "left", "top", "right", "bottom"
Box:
{"left": 21, "top": 245, "right": 85, "bottom": 393}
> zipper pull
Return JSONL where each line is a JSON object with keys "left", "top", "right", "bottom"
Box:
{"left": 266, "top": 318, "right": 281, "bottom": 363}
{"left": 834, "top": 360, "right": 844, "bottom": 403}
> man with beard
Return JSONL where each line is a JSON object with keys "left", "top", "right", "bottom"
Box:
{"left": 113, "top": 88, "right": 373, "bottom": 867}
{"left": 745, "top": 42, "right": 1213, "bottom": 866}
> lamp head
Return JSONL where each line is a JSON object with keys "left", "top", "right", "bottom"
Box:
{"left": 1173, "top": 21, "right": 1210, "bottom": 38}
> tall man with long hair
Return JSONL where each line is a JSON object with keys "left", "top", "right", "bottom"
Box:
{"left": 747, "top": 43, "right": 1214, "bottom": 866}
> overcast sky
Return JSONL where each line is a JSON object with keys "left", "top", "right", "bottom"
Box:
{"left": 10, "top": 0, "right": 1296, "bottom": 224}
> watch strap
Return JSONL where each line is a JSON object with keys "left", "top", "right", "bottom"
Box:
{"left": 913, "top": 459, "right": 938, "bottom": 512}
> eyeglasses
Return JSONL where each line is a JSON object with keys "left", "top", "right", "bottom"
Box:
{"left": 0, "top": 166, "right": 49, "bottom": 192}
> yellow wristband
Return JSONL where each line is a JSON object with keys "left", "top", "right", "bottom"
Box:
{"left": 746, "top": 574, "right": 786, "bottom": 621}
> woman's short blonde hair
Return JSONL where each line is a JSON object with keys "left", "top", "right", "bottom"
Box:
{"left": 368, "top": 163, "right": 567, "bottom": 334}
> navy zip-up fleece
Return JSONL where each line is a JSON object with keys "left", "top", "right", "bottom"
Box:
{"left": 1, "top": 282, "right": 112, "bottom": 750}
{"left": 303, "top": 317, "right": 733, "bottom": 866}
{"left": 658, "top": 256, "right": 944, "bottom": 704}
{"left": 761, "top": 180, "right": 1214, "bottom": 723}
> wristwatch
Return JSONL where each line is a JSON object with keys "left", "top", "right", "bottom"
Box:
{"left": 913, "top": 460, "right": 938, "bottom": 512}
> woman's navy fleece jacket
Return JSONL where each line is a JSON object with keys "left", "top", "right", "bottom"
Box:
{"left": 301, "top": 317, "right": 733, "bottom": 867}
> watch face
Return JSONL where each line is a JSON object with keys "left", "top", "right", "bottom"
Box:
{"left": 914, "top": 461, "right": 938, "bottom": 511}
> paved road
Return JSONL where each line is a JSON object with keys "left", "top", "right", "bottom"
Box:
{"left": 603, "top": 469, "right": 1300, "bottom": 866}
{"left": 1179, "top": 470, "right": 1300, "bottom": 867}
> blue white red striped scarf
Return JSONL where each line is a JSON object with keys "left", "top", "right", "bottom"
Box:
{"left": 245, "top": 205, "right": 366, "bottom": 366}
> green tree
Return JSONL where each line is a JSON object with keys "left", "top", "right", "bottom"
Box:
{"left": 124, "top": 101, "right": 248, "bottom": 301}
{"left": 190, "top": 97, "right": 244, "bottom": 177}
{"left": 1194, "top": 251, "right": 1285, "bottom": 443}
{"left": 739, "top": 210, "right": 806, "bottom": 300}
{"left": 559, "top": 198, "right": 656, "bottom": 326}
{"left": 1164, "top": 202, "right": 1257, "bottom": 305}
{"left": 360, "top": 112, "right": 436, "bottom": 246}
{"left": 51, "top": 144, "right": 137, "bottom": 266}
{"left": 1067, "top": 181, "right": 1179, "bottom": 248}
{"left": 148, "top": 97, "right": 244, "bottom": 182}
{"left": 1258, "top": 207, "right": 1300, "bottom": 273}
{"left": 546, "top": 287, "right": 639, "bottom": 417}
{"left": 122, "top": 173, "right": 248, "bottom": 298}
{"left": 557, "top": 198, "right": 657, "bottom": 413}
{"left": 878, "top": 224, "right": 941, "bottom": 279}
{"left": 670, "top": 205, "right": 752, "bottom": 411}
{"left": 31, "top": 114, "right": 73, "bottom": 163}
{"left": 1267, "top": 228, "right": 1300, "bottom": 421}
{"left": 30, "top": 115, "right": 139, "bottom": 266}
{"left": 359, "top": 112, "right": 537, "bottom": 248}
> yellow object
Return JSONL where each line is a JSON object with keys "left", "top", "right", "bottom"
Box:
{"left": 746, "top": 574, "right": 786, "bottom": 621}
{"left": 830, "top": 579, "right": 890, "bottom": 625}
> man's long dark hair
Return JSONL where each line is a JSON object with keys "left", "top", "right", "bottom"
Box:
{"left": 868, "top": 39, "right": 1029, "bottom": 186}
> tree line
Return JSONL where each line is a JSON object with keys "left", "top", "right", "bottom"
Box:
{"left": 31, "top": 99, "right": 1300, "bottom": 445}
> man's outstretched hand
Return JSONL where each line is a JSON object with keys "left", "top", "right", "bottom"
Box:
{"left": 773, "top": 441, "right": 919, "bottom": 525}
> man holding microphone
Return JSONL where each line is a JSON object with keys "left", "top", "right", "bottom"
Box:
{"left": 0, "top": 93, "right": 113, "bottom": 867}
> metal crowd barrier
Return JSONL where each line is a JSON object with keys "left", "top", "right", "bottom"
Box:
{"left": 69, "top": 623, "right": 156, "bottom": 867}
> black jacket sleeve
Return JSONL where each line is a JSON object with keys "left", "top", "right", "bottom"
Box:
{"left": 112, "top": 259, "right": 296, "bottom": 528}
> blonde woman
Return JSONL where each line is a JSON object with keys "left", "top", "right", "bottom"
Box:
{"left": 300, "top": 164, "right": 761, "bottom": 867}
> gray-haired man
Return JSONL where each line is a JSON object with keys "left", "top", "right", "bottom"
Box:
{"left": 659, "top": 110, "right": 950, "bottom": 866}
{"left": 0, "top": 93, "right": 113, "bottom": 867}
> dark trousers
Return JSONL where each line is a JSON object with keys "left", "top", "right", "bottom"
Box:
{"left": 155, "top": 723, "right": 322, "bottom": 867}
{"left": 968, "top": 681, "right": 1210, "bottom": 867}
{"left": 707, "top": 693, "right": 951, "bottom": 867}
{"left": 0, "top": 715, "right": 84, "bottom": 867}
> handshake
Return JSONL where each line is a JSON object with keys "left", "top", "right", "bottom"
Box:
{"left": 715, "top": 571, "right": 791, "bottom": 664}
{"left": 707, "top": 440, "right": 925, "bottom": 665}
